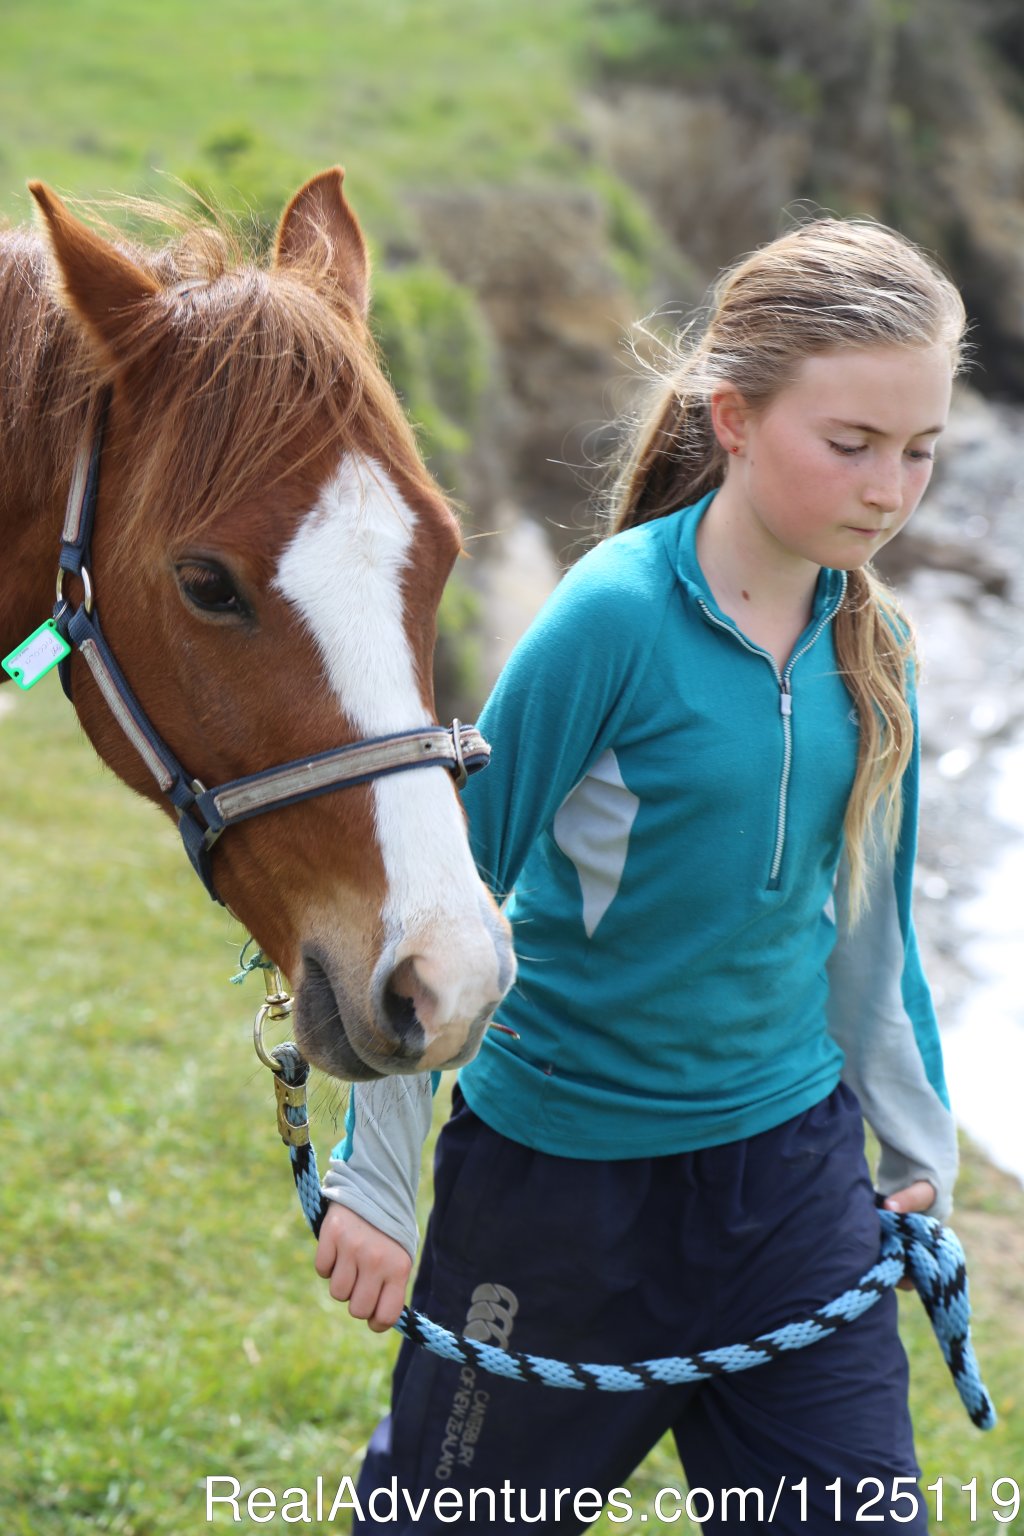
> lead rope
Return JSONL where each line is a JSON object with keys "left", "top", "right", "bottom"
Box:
{"left": 248, "top": 960, "right": 996, "bottom": 1429}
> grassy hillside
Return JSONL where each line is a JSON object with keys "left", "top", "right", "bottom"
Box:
{"left": 0, "top": 0, "right": 609, "bottom": 232}
{"left": 0, "top": 679, "right": 1020, "bottom": 1535}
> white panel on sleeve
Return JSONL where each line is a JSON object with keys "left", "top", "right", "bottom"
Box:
{"left": 553, "top": 749, "right": 640, "bottom": 938}
{"left": 321, "top": 1074, "right": 433, "bottom": 1259}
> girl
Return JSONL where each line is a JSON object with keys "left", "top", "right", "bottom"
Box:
{"left": 315, "top": 217, "right": 965, "bottom": 1533}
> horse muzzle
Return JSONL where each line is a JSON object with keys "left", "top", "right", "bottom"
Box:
{"left": 293, "top": 909, "right": 515, "bottom": 1081}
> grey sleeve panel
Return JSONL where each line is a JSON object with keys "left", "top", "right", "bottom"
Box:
{"left": 321, "top": 1074, "right": 433, "bottom": 1260}
{"left": 826, "top": 851, "right": 958, "bottom": 1222}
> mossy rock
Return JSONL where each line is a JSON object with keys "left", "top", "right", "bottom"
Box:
{"left": 372, "top": 263, "right": 491, "bottom": 467}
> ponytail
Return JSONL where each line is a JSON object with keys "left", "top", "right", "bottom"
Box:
{"left": 611, "top": 353, "right": 723, "bottom": 534}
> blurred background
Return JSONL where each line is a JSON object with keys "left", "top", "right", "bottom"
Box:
{"left": 2, "top": 2, "right": 1022, "bottom": 1531}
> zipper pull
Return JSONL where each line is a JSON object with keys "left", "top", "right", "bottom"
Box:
{"left": 780, "top": 686, "right": 793, "bottom": 716}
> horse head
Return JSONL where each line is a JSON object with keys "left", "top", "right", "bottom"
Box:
{"left": 24, "top": 169, "right": 515, "bottom": 1080}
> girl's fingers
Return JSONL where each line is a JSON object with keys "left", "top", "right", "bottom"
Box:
{"left": 371, "top": 1278, "right": 408, "bottom": 1333}
{"left": 883, "top": 1180, "right": 936, "bottom": 1214}
{"left": 314, "top": 1229, "right": 338, "bottom": 1278}
{"left": 327, "top": 1253, "right": 358, "bottom": 1305}
{"left": 347, "top": 1267, "right": 387, "bottom": 1323}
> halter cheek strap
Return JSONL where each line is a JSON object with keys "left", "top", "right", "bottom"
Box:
{"left": 51, "top": 389, "right": 490, "bottom": 904}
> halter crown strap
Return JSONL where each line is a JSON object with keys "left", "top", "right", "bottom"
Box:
{"left": 59, "top": 388, "right": 111, "bottom": 575}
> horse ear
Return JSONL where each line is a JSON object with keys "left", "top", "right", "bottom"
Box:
{"left": 28, "top": 181, "right": 160, "bottom": 367}
{"left": 274, "top": 167, "right": 370, "bottom": 317}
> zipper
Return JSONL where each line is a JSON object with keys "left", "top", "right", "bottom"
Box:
{"left": 697, "top": 575, "right": 846, "bottom": 889}
{"left": 771, "top": 681, "right": 793, "bottom": 887}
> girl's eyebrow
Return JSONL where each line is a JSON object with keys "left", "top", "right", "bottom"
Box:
{"left": 824, "top": 416, "right": 946, "bottom": 437}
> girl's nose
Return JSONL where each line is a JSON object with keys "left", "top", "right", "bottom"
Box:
{"left": 862, "top": 463, "right": 903, "bottom": 514}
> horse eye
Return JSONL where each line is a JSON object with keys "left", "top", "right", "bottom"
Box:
{"left": 176, "top": 560, "right": 245, "bottom": 615}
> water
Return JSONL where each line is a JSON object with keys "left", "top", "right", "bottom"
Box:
{"left": 941, "top": 735, "right": 1024, "bottom": 1186}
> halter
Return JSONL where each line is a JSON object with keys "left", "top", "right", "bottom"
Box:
{"left": 51, "top": 388, "right": 491, "bottom": 904}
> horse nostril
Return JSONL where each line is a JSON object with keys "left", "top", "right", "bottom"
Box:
{"left": 382, "top": 987, "right": 418, "bottom": 1039}
{"left": 383, "top": 956, "right": 433, "bottom": 1043}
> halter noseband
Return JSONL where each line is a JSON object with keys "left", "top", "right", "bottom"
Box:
{"left": 51, "top": 388, "right": 491, "bottom": 904}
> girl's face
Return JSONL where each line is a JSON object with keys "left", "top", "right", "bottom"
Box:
{"left": 725, "top": 344, "right": 954, "bottom": 571}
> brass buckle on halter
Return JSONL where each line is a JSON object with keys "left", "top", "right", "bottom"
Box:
{"left": 252, "top": 966, "right": 292, "bottom": 1070}
{"left": 252, "top": 1003, "right": 292, "bottom": 1070}
{"left": 251, "top": 968, "right": 310, "bottom": 1147}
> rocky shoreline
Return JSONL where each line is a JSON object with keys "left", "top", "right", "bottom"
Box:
{"left": 885, "top": 390, "right": 1024, "bottom": 1010}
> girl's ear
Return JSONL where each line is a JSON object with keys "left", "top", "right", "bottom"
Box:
{"left": 710, "top": 384, "right": 752, "bottom": 456}
{"left": 28, "top": 181, "right": 160, "bottom": 367}
{"left": 273, "top": 167, "right": 370, "bottom": 319}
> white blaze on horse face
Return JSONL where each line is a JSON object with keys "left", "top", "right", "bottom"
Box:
{"left": 272, "top": 454, "right": 504, "bottom": 1058}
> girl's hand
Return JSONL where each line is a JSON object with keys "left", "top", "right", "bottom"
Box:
{"left": 315, "top": 1202, "right": 413, "bottom": 1332}
{"left": 883, "top": 1180, "right": 936, "bottom": 1291}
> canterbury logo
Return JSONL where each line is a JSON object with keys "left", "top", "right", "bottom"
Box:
{"left": 463, "top": 1283, "right": 519, "bottom": 1347}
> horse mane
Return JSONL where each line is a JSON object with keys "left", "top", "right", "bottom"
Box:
{"left": 0, "top": 230, "right": 92, "bottom": 513}
{"left": 1, "top": 194, "right": 449, "bottom": 559}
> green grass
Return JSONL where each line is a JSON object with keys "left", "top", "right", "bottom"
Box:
{"left": 0, "top": 1, "right": 665, "bottom": 304}
{"left": 0, "top": 0, "right": 600, "bottom": 234}
{"left": 1, "top": 677, "right": 1021, "bottom": 1534}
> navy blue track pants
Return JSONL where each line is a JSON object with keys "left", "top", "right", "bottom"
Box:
{"left": 354, "top": 1083, "right": 926, "bottom": 1533}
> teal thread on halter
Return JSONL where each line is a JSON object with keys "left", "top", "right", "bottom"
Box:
{"left": 262, "top": 1041, "right": 997, "bottom": 1430}
{"left": 230, "top": 938, "right": 276, "bottom": 986}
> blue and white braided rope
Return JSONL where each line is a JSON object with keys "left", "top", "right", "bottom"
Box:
{"left": 270, "top": 1045, "right": 995, "bottom": 1429}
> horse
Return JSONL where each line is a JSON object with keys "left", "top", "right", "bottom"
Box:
{"left": 0, "top": 168, "right": 515, "bottom": 1082}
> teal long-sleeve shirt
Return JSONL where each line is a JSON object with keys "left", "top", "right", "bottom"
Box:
{"left": 324, "top": 493, "right": 958, "bottom": 1254}
{"left": 458, "top": 492, "right": 955, "bottom": 1186}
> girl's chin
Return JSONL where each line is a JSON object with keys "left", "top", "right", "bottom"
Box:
{"left": 833, "top": 527, "right": 896, "bottom": 567}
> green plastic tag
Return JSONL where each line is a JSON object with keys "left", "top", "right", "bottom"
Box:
{"left": 2, "top": 620, "right": 71, "bottom": 690}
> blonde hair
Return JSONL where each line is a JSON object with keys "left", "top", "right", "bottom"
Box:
{"left": 609, "top": 218, "right": 967, "bottom": 920}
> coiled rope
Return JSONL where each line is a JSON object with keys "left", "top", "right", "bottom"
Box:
{"left": 267, "top": 1040, "right": 996, "bottom": 1429}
